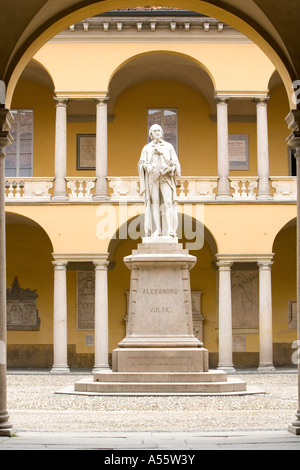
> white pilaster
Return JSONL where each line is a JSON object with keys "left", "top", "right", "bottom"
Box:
{"left": 0, "top": 108, "right": 14, "bottom": 436}
{"left": 286, "top": 110, "right": 300, "bottom": 434}
{"left": 51, "top": 260, "right": 70, "bottom": 374}
{"left": 95, "top": 96, "right": 109, "bottom": 200}
{"left": 216, "top": 259, "right": 235, "bottom": 372}
{"left": 255, "top": 98, "right": 271, "bottom": 199}
{"left": 93, "top": 258, "right": 110, "bottom": 373}
{"left": 216, "top": 98, "right": 231, "bottom": 199}
{"left": 53, "top": 98, "right": 68, "bottom": 200}
{"left": 258, "top": 259, "right": 275, "bottom": 372}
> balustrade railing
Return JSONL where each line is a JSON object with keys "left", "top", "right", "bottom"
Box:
{"left": 5, "top": 177, "right": 54, "bottom": 201}
{"left": 4, "top": 176, "right": 297, "bottom": 203}
{"left": 229, "top": 177, "right": 258, "bottom": 200}
{"left": 270, "top": 177, "right": 297, "bottom": 200}
{"left": 66, "top": 177, "right": 96, "bottom": 200}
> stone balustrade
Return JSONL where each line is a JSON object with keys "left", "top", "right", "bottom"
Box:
{"left": 270, "top": 177, "right": 297, "bottom": 200}
{"left": 5, "top": 177, "right": 54, "bottom": 201}
{"left": 229, "top": 177, "right": 258, "bottom": 200}
{"left": 66, "top": 177, "right": 96, "bottom": 200}
{"left": 4, "top": 176, "right": 297, "bottom": 203}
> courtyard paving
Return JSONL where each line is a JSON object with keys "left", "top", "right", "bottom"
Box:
{"left": 1, "top": 369, "right": 300, "bottom": 449}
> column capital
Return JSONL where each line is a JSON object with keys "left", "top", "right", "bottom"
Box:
{"left": 215, "top": 96, "right": 230, "bottom": 105}
{"left": 95, "top": 94, "right": 110, "bottom": 105}
{"left": 52, "top": 260, "right": 68, "bottom": 269}
{"left": 54, "top": 97, "right": 69, "bottom": 107}
{"left": 216, "top": 260, "right": 233, "bottom": 269}
{"left": 286, "top": 110, "right": 300, "bottom": 150}
{"left": 254, "top": 96, "right": 270, "bottom": 105}
{"left": 0, "top": 109, "right": 14, "bottom": 156}
{"left": 257, "top": 260, "right": 273, "bottom": 269}
{"left": 94, "top": 260, "right": 109, "bottom": 270}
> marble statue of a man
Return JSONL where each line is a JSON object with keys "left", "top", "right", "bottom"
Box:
{"left": 138, "top": 124, "right": 181, "bottom": 238}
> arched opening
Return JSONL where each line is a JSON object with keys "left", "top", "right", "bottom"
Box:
{"left": 107, "top": 50, "right": 217, "bottom": 178}
{"left": 272, "top": 218, "right": 297, "bottom": 366}
{"left": 107, "top": 214, "right": 219, "bottom": 364}
{"left": 6, "top": 212, "right": 54, "bottom": 368}
{"left": 4, "top": 1, "right": 294, "bottom": 109}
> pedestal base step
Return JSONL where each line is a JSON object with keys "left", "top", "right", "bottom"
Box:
{"left": 94, "top": 370, "right": 227, "bottom": 383}
{"left": 73, "top": 371, "right": 248, "bottom": 395}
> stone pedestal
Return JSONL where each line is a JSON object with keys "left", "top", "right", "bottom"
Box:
{"left": 113, "top": 239, "right": 208, "bottom": 373}
{"left": 74, "top": 238, "right": 248, "bottom": 395}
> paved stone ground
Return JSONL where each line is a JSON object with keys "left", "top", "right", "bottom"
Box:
{"left": 4, "top": 370, "right": 300, "bottom": 433}
{"left": 1, "top": 370, "right": 300, "bottom": 450}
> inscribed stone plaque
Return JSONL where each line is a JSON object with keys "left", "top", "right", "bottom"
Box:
{"left": 133, "top": 267, "right": 187, "bottom": 336}
{"left": 289, "top": 301, "right": 297, "bottom": 329}
{"left": 77, "top": 134, "right": 96, "bottom": 170}
{"left": 191, "top": 291, "right": 204, "bottom": 342}
{"left": 77, "top": 272, "right": 95, "bottom": 330}
{"left": 231, "top": 270, "right": 259, "bottom": 328}
{"left": 7, "top": 277, "right": 40, "bottom": 331}
{"left": 125, "top": 289, "right": 204, "bottom": 340}
{"left": 228, "top": 134, "right": 249, "bottom": 171}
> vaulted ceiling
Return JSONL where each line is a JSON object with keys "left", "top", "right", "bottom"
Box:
{"left": 1, "top": 1, "right": 300, "bottom": 109}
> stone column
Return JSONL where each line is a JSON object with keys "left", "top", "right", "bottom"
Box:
{"left": 93, "top": 259, "right": 110, "bottom": 373}
{"left": 53, "top": 98, "right": 68, "bottom": 200}
{"left": 216, "top": 259, "right": 235, "bottom": 372}
{"left": 286, "top": 110, "right": 300, "bottom": 434}
{"left": 51, "top": 260, "right": 70, "bottom": 374}
{"left": 216, "top": 98, "right": 231, "bottom": 199}
{"left": 258, "top": 259, "right": 275, "bottom": 371}
{"left": 0, "top": 108, "right": 13, "bottom": 436}
{"left": 95, "top": 96, "right": 109, "bottom": 200}
{"left": 255, "top": 98, "right": 271, "bottom": 199}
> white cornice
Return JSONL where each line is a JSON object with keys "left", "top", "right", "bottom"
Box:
{"left": 216, "top": 253, "right": 274, "bottom": 264}
{"left": 55, "top": 91, "right": 109, "bottom": 100}
{"left": 50, "top": 16, "right": 252, "bottom": 44}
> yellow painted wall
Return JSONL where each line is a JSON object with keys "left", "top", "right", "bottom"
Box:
{"left": 5, "top": 41, "right": 297, "bottom": 368}
{"left": 11, "top": 80, "right": 56, "bottom": 177}
{"left": 272, "top": 223, "right": 297, "bottom": 342}
{"left": 108, "top": 79, "right": 217, "bottom": 177}
{"left": 34, "top": 41, "right": 275, "bottom": 94}
{"left": 6, "top": 223, "right": 54, "bottom": 347}
{"left": 268, "top": 84, "right": 291, "bottom": 176}
{"left": 10, "top": 77, "right": 291, "bottom": 182}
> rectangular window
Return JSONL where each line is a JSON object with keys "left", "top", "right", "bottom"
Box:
{"left": 147, "top": 108, "right": 178, "bottom": 154}
{"left": 5, "top": 109, "right": 33, "bottom": 177}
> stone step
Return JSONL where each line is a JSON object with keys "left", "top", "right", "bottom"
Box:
{"left": 74, "top": 377, "right": 247, "bottom": 395}
{"left": 93, "top": 370, "right": 228, "bottom": 383}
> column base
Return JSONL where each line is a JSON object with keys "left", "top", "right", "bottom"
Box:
{"left": 50, "top": 365, "right": 70, "bottom": 375}
{"left": 216, "top": 194, "right": 232, "bottom": 201}
{"left": 52, "top": 195, "right": 68, "bottom": 202}
{"left": 289, "top": 424, "right": 300, "bottom": 435}
{"left": 217, "top": 365, "right": 236, "bottom": 374}
{"left": 257, "top": 365, "right": 276, "bottom": 373}
{"left": 0, "top": 412, "right": 13, "bottom": 437}
{"left": 93, "top": 194, "right": 109, "bottom": 202}
{"left": 92, "top": 365, "right": 110, "bottom": 374}
{"left": 0, "top": 425, "right": 14, "bottom": 437}
{"left": 256, "top": 194, "right": 272, "bottom": 201}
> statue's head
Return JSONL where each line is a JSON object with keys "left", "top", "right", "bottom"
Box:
{"left": 149, "top": 124, "right": 164, "bottom": 141}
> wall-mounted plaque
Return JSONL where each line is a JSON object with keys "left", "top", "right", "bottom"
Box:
{"left": 77, "top": 134, "right": 96, "bottom": 170}
{"left": 231, "top": 270, "right": 259, "bottom": 329}
{"left": 77, "top": 272, "right": 95, "bottom": 330}
{"left": 7, "top": 277, "right": 40, "bottom": 331}
{"left": 229, "top": 134, "right": 249, "bottom": 171}
{"left": 289, "top": 301, "right": 297, "bottom": 329}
